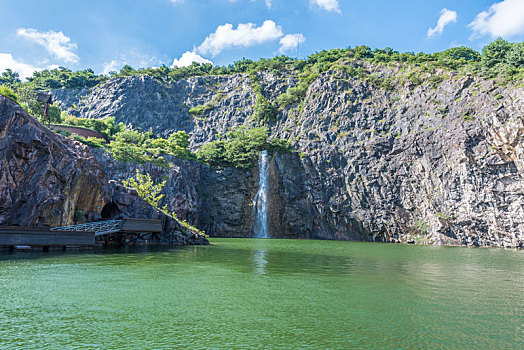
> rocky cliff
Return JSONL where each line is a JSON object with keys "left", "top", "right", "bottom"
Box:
{"left": 0, "top": 96, "right": 208, "bottom": 245}
{"left": 51, "top": 60, "right": 524, "bottom": 247}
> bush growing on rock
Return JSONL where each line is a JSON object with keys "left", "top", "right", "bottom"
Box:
{"left": 45, "top": 106, "right": 194, "bottom": 167}
{"left": 71, "top": 135, "right": 107, "bottom": 148}
{"left": 6, "top": 39, "right": 524, "bottom": 97}
{"left": 47, "top": 104, "right": 62, "bottom": 123}
{"left": 481, "top": 38, "right": 512, "bottom": 68}
{"left": 25, "top": 67, "right": 107, "bottom": 89}
{"left": 61, "top": 114, "right": 125, "bottom": 139}
{"left": 107, "top": 129, "right": 194, "bottom": 167}
{"left": 253, "top": 94, "right": 278, "bottom": 123}
{"left": 506, "top": 42, "right": 524, "bottom": 67}
{"left": 276, "top": 82, "right": 309, "bottom": 108}
{"left": 197, "top": 126, "right": 291, "bottom": 169}
{"left": 189, "top": 101, "right": 215, "bottom": 116}
{"left": 123, "top": 169, "right": 208, "bottom": 237}
{"left": 437, "top": 47, "right": 480, "bottom": 62}
{"left": 0, "top": 86, "right": 18, "bottom": 102}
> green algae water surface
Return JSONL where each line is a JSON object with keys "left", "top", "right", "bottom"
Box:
{"left": 0, "top": 238, "right": 522, "bottom": 349}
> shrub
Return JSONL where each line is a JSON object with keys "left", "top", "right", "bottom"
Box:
{"left": 26, "top": 67, "right": 106, "bottom": 89}
{"left": 276, "top": 92, "right": 298, "bottom": 108}
{"left": 506, "top": 42, "right": 524, "bottom": 67}
{"left": 0, "top": 69, "right": 21, "bottom": 85}
{"left": 123, "top": 169, "right": 166, "bottom": 208}
{"left": 197, "top": 126, "right": 291, "bottom": 169}
{"left": 122, "top": 169, "right": 207, "bottom": 237}
{"left": 462, "top": 113, "right": 474, "bottom": 121}
{"left": 47, "top": 104, "right": 62, "bottom": 123}
{"left": 62, "top": 115, "right": 124, "bottom": 138}
{"left": 482, "top": 38, "right": 512, "bottom": 67}
{"left": 439, "top": 47, "right": 480, "bottom": 62}
{"left": 276, "top": 81, "right": 309, "bottom": 109}
{"left": 72, "top": 135, "right": 107, "bottom": 148}
{"left": 414, "top": 219, "right": 428, "bottom": 236}
{"left": 189, "top": 101, "right": 215, "bottom": 116}
{"left": 0, "top": 86, "right": 18, "bottom": 102}
{"left": 105, "top": 129, "right": 194, "bottom": 167}
{"left": 253, "top": 93, "right": 277, "bottom": 123}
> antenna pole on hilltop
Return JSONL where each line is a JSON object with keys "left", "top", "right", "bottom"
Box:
{"left": 296, "top": 34, "right": 299, "bottom": 59}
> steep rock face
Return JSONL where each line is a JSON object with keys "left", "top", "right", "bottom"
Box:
{"left": 52, "top": 62, "right": 524, "bottom": 247}
{"left": 283, "top": 70, "right": 524, "bottom": 247}
{"left": 0, "top": 96, "right": 208, "bottom": 245}
{"left": 0, "top": 96, "right": 105, "bottom": 227}
{"left": 94, "top": 151, "right": 257, "bottom": 238}
{"left": 53, "top": 72, "right": 288, "bottom": 148}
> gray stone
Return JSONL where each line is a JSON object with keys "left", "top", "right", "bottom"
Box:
{"left": 49, "top": 62, "right": 524, "bottom": 247}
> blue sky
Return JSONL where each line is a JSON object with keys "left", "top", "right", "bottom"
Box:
{"left": 1, "top": 0, "right": 523, "bottom": 78}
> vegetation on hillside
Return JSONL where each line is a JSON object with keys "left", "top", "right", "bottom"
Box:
{"left": 0, "top": 39, "right": 522, "bottom": 94}
{"left": 2, "top": 38, "right": 522, "bottom": 170}
{"left": 1, "top": 87, "right": 289, "bottom": 169}
{"left": 196, "top": 126, "right": 291, "bottom": 169}
{"left": 0, "top": 86, "right": 18, "bottom": 102}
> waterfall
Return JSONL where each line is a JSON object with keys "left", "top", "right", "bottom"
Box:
{"left": 252, "top": 150, "right": 270, "bottom": 238}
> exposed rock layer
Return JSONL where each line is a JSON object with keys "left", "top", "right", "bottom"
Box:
{"left": 0, "top": 96, "right": 208, "bottom": 245}
{"left": 51, "top": 62, "right": 524, "bottom": 247}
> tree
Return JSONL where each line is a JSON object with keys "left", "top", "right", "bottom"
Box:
{"left": 167, "top": 131, "right": 193, "bottom": 159}
{"left": 253, "top": 93, "right": 277, "bottom": 124}
{"left": 440, "top": 47, "right": 480, "bottom": 61}
{"left": 15, "top": 86, "right": 45, "bottom": 119}
{"left": 119, "top": 65, "right": 137, "bottom": 76}
{"left": 481, "top": 38, "right": 512, "bottom": 67}
{"left": 47, "top": 104, "right": 62, "bottom": 123}
{"left": 196, "top": 126, "right": 290, "bottom": 169}
{"left": 352, "top": 46, "right": 374, "bottom": 59}
{"left": 122, "top": 169, "right": 207, "bottom": 237}
{"left": 506, "top": 42, "right": 524, "bottom": 67}
{"left": 122, "top": 169, "right": 166, "bottom": 208}
{"left": 0, "top": 69, "right": 21, "bottom": 85}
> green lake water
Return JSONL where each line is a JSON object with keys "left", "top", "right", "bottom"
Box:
{"left": 0, "top": 238, "right": 522, "bottom": 349}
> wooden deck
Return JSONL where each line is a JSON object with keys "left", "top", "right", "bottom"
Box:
{"left": 0, "top": 227, "right": 95, "bottom": 247}
{"left": 120, "top": 218, "right": 162, "bottom": 233}
{"left": 0, "top": 219, "right": 163, "bottom": 249}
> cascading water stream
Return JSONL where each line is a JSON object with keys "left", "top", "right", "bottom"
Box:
{"left": 252, "top": 150, "right": 270, "bottom": 238}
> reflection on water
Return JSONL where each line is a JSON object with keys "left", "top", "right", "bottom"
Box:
{"left": 252, "top": 249, "right": 267, "bottom": 275}
{"left": 0, "top": 238, "right": 522, "bottom": 349}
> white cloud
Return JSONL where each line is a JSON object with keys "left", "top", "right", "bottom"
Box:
{"left": 171, "top": 51, "right": 213, "bottom": 67}
{"left": 197, "top": 20, "right": 283, "bottom": 56}
{"left": 278, "top": 34, "right": 306, "bottom": 54}
{"left": 0, "top": 53, "right": 42, "bottom": 80}
{"left": 100, "top": 49, "right": 164, "bottom": 74}
{"left": 469, "top": 0, "right": 524, "bottom": 38}
{"left": 102, "top": 60, "right": 120, "bottom": 75}
{"left": 427, "top": 8, "right": 457, "bottom": 38}
{"left": 16, "top": 28, "right": 79, "bottom": 63}
{"left": 310, "top": 0, "right": 341, "bottom": 13}
{"left": 169, "top": 0, "right": 184, "bottom": 3}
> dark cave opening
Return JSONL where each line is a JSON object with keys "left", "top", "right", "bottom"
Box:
{"left": 101, "top": 201, "right": 120, "bottom": 219}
